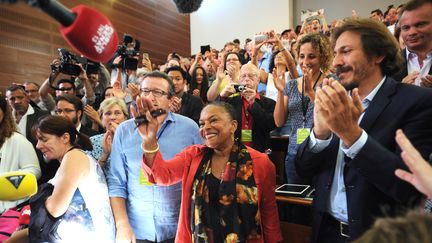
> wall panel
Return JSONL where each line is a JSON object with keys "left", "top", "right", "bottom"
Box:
{"left": 0, "top": 0, "right": 190, "bottom": 94}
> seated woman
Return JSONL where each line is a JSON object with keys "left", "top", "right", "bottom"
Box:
{"left": 0, "top": 95, "right": 40, "bottom": 213}
{"left": 134, "top": 100, "right": 282, "bottom": 243}
{"left": 31, "top": 115, "right": 115, "bottom": 242}
{"left": 88, "top": 97, "right": 128, "bottom": 171}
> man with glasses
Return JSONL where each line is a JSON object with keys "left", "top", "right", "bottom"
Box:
{"left": 55, "top": 94, "right": 98, "bottom": 137}
{"left": 39, "top": 60, "right": 96, "bottom": 113}
{"left": 220, "top": 63, "right": 276, "bottom": 152}
{"left": 166, "top": 66, "right": 203, "bottom": 124}
{"left": 5, "top": 84, "right": 50, "bottom": 182}
{"left": 107, "top": 71, "right": 202, "bottom": 243}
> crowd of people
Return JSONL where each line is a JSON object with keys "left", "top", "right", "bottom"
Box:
{"left": 1, "top": 0, "right": 432, "bottom": 242}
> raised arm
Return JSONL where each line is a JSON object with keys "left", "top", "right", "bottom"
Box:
{"left": 269, "top": 30, "right": 299, "bottom": 79}
{"left": 272, "top": 68, "right": 289, "bottom": 127}
{"left": 132, "top": 95, "right": 191, "bottom": 185}
{"left": 207, "top": 63, "right": 226, "bottom": 102}
{"left": 78, "top": 64, "right": 95, "bottom": 105}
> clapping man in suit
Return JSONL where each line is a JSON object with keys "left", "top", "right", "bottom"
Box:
{"left": 295, "top": 18, "right": 432, "bottom": 242}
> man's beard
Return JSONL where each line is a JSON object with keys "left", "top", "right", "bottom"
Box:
{"left": 336, "top": 65, "right": 358, "bottom": 91}
{"left": 72, "top": 116, "right": 79, "bottom": 127}
{"left": 14, "top": 104, "right": 26, "bottom": 114}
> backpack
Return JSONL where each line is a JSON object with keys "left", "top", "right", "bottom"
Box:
{"left": 0, "top": 201, "right": 28, "bottom": 241}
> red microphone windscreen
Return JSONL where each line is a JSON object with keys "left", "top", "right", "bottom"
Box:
{"left": 60, "top": 5, "right": 118, "bottom": 63}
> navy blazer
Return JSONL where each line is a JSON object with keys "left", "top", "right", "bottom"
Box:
{"left": 295, "top": 77, "right": 432, "bottom": 242}
{"left": 392, "top": 49, "right": 432, "bottom": 82}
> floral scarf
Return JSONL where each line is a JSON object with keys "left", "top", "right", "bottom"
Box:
{"left": 191, "top": 142, "right": 261, "bottom": 243}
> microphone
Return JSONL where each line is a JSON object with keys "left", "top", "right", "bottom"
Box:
{"left": 172, "top": 0, "right": 203, "bottom": 14}
{"left": 35, "top": 0, "right": 119, "bottom": 63}
{"left": 0, "top": 171, "right": 37, "bottom": 201}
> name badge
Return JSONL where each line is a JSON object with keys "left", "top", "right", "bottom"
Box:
{"left": 296, "top": 128, "right": 311, "bottom": 144}
{"left": 241, "top": 129, "right": 252, "bottom": 142}
{"left": 139, "top": 168, "right": 154, "bottom": 186}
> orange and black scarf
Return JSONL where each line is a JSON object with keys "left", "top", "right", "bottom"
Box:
{"left": 191, "top": 143, "right": 262, "bottom": 243}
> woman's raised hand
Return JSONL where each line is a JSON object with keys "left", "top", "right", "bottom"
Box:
{"left": 272, "top": 68, "right": 285, "bottom": 92}
{"left": 130, "top": 95, "right": 159, "bottom": 144}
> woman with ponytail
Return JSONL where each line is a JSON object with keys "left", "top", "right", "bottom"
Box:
{"left": 29, "top": 115, "right": 115, "bottom": 242}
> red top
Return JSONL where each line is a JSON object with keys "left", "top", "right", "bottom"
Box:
{"left": 141, "top": 145, "right": 282, "bottom": 243}
{"left": 241, "top": 93, "right": 261, "bottom": 147}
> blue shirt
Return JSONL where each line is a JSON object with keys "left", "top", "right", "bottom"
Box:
{"left": 308, "top": 77, "right": 386, "bottom": 223}
{"left": 257, "top": 51, "right": 272, "bottom": 94}
{"left": 258, "top": 51, "right": 271, "bottom": 73}
{"left": 107, "top": 112, "right": 202, "bottom": 241}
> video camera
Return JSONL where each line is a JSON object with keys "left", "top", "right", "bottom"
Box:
{"left": 114, "top": 34, "right": 141, "bottom": 70}
{"left": 51, "top": 48, "right": 100, "bottom": 76}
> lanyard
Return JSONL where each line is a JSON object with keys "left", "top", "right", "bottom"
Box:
{"left": 301, "top": 71, "right": 322, "bottom": 126}
{"left": 156, "top": 119, "right": 170, "bottom": 140}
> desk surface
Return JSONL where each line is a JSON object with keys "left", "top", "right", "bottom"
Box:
{"left": 276, "top": 194, "right": 313, "bottom": 206}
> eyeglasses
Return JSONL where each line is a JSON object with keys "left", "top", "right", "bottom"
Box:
{"left": 140, "top": 88, "right": 168, "bottom": 98}
{"left": 55, "top": 108, "right": 76, "bottom": 114}
{"left": 240, "top": 73, "right": 258, "bottom": 80}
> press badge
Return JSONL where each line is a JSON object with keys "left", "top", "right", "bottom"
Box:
{"left": 139, "top": 168, "right": 154, "bottom": 186}
{"left": 241, "top": 129, "right": 252, "bottom": 142}
{"left": 296, "top": 128, "right": 311, "bottom": 144}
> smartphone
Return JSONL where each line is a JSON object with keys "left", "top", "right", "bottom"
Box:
{"left": 253, "top": 34, "right": 268, "bottom": 44}
{"left": 200, "top": 45, "right": 211, "bottom": 55}
{"left": 143, "top": 53, "right": 149, "bottom": 59}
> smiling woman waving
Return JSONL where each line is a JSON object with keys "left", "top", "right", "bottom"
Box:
{"left": 134, "top": 100, "right": 282, "bottom": 243}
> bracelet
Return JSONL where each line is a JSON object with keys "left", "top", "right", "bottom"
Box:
{"left": 141, "top": 142, "right": 159, "bottom": 154}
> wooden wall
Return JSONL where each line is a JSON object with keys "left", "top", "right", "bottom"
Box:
{"left": 0, "top": 0, "right": 190, "bottom": 94}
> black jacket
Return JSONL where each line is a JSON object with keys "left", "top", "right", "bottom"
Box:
{"left": 24, "top": 108, "right": 55, "bottom": 184}
{"left": 225, "top": 94, "right": 276, "bottom": 152}
{"left": 392, "top": 48, "right": 432, "bottom": 82}
{"left": 295, "top": 78, "right": 432, "bottom": 242}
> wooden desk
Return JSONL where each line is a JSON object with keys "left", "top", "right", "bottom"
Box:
{"left": 276, "top": 195, "right": 312, "bottom": 206}
{"left": 276, "top": 194, "right": 313, "bottom": 243}
{"left": 269, "top": 135, "right": 289, "bottom": 184}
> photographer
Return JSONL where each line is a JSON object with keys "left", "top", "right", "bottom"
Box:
{"left": 219, "top": 63, "right": 276, "bottom": 153}
{"left": 108, "top": 35, "right": 141, "bottom": 110}
{"left": 39, "top": 51, "right": 96, "bottom": 113}
{"left": 109, "top": 35, "right": 140, "bottom": 86}
{"left": 80, "top": 62, "right": 111, "bottom": 110}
